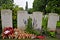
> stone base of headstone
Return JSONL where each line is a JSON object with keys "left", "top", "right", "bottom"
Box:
{"left": 56, "top": 28, "right": 60, "bottom": 38}
{"left": 17, "top": 27, "right": 25, "bottom": 31}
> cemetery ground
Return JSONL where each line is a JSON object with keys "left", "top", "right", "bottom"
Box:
{"left": 0, "top": 10, "right": 60, "bottom": 40}
{"left": 0, "top": 37, "right": 60, "bottom": 40}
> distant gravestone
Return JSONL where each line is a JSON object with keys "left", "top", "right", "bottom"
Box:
{"left": 47, "top": 13, "right": 59, "bottom": 31}
{"left": 33, "top": 12, "right": 43, "bottom": 30}
{"left": 17, "top": 11, "right": 28, "bottom": 30}
{"left": 1, "top": 9, "right": 12, "bottom": 29}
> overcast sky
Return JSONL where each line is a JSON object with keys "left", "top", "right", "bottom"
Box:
{"left": 14, "top": 0, "right": 34, "bottom": 9}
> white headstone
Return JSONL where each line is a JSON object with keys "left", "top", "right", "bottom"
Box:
{"left": 33, "top": 12, "right": 43, "bottom": 30}
{"left": 17, "top": 11, "right": 43, "bottom": 30}
{"left": 47, "top": 13, "right": 59, "bottom": 31}
{"left": 1, "top": 9, "right": 12, "bottom": 29}
{"left": 17, "top": 11, "right": 28, "bottom": 30}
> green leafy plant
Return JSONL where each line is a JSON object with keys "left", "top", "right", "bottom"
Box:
{"left": 42, "top": 15, "right": 48, "bottom": 35}
{"left": 56, "top": 21, "right": 60, "bottom": 28}
{"left": 25, "top": 17, "right": 33, "bottom": 34}
{"left": 25, "top": 17, "right": 40, "bottom": 35}
{"left": 33, "top": 30, "right": 40, "bottom": 36}
{"left": 47, "top": 31, "right": 56, "bottom": 37}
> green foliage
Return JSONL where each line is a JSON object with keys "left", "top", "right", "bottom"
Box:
{"left": 33, "top": 0, "right": 48, "bottom": 14}
{"left": 42, "top": 15, "right": 48, "bottom": 35}
{"left": 46, "top": 0, "right": 60, "bottom": 14}
{"left": 28, "top": 8, "right": 33, "bottom": 14}
{"left": 1, "top": 4, "right": 14, "bottom": 9}
{"left": 12, "top": 5, "right": 24, "bottom": 28}
{"left": 55, "top": 7, "right": 60, "bottom": 15}
{"left": 50, "top": 32, "right": 55, "bottom": 37}
{"left": 0, "top": 0, "right": 14, "bottom": 9}
{"left": 42, "top": 15, "right": 48, "bottom": 27}
{"left": 33, "top": 0, "right": 60, "bottom": 14}
{"left": 25, "top": 17, "right": 40, "bottom": 35}
{"left": 32, "top": 30, "right": 41, "bottom": 36}
{"left": 25, "top": 17, "right": 33, "bottom": 34}
{"left": 47, "top": 31, "right": 56, "bottom": 37}
{"left": 56, "top": 21, "right": 60, "bottom": 28}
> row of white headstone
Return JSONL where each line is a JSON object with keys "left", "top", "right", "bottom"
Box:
{"left": 1, "top": 9, "right": 59, "bottom": 31}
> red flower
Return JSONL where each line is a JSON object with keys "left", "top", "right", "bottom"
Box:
{"left": 3, "top": 27, "right": 14, "bottom": 35}
{"left": 36, "top": 35, "right": 45, "bottom": 39}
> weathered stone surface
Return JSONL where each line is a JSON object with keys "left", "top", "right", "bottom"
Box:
{"left": 17, "top": 11, "right": 43, "bottom": 30}
{"left": 33, "top": 12, "right": 43, "bottom": 30}
{"left": 17, "top": 11, "right": 29, "bottom": 30}
{"left": 1, "top": 9, "right": 12, "bottom": 29}
{"left": 47, "top": 13, "right": 59, "bottom": 31}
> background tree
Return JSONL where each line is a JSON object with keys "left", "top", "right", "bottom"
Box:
{"left": 33, "top": 0, "right": 60, "bottom": 14}
{"left": 33, "top": 0, "right": 48, "bottom": 14}
{"left": 0, "top": 0, "right": 14, "bottom": 9}
{"left": 46, "top": 0, "right": 60, "bottom": 14}
{"left": 25, "top": 1, "right": 28, "bottom": 11}
{"left": 28, "top": 8, "right": 33, "bottom": 14}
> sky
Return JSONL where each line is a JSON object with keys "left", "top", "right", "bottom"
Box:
{"left": 14, "top": 0, "right": 34, "bottom": 9}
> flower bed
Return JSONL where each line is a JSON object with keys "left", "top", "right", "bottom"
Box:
{"left": 1, "top": 27, "right": 36, "bottom": 39}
